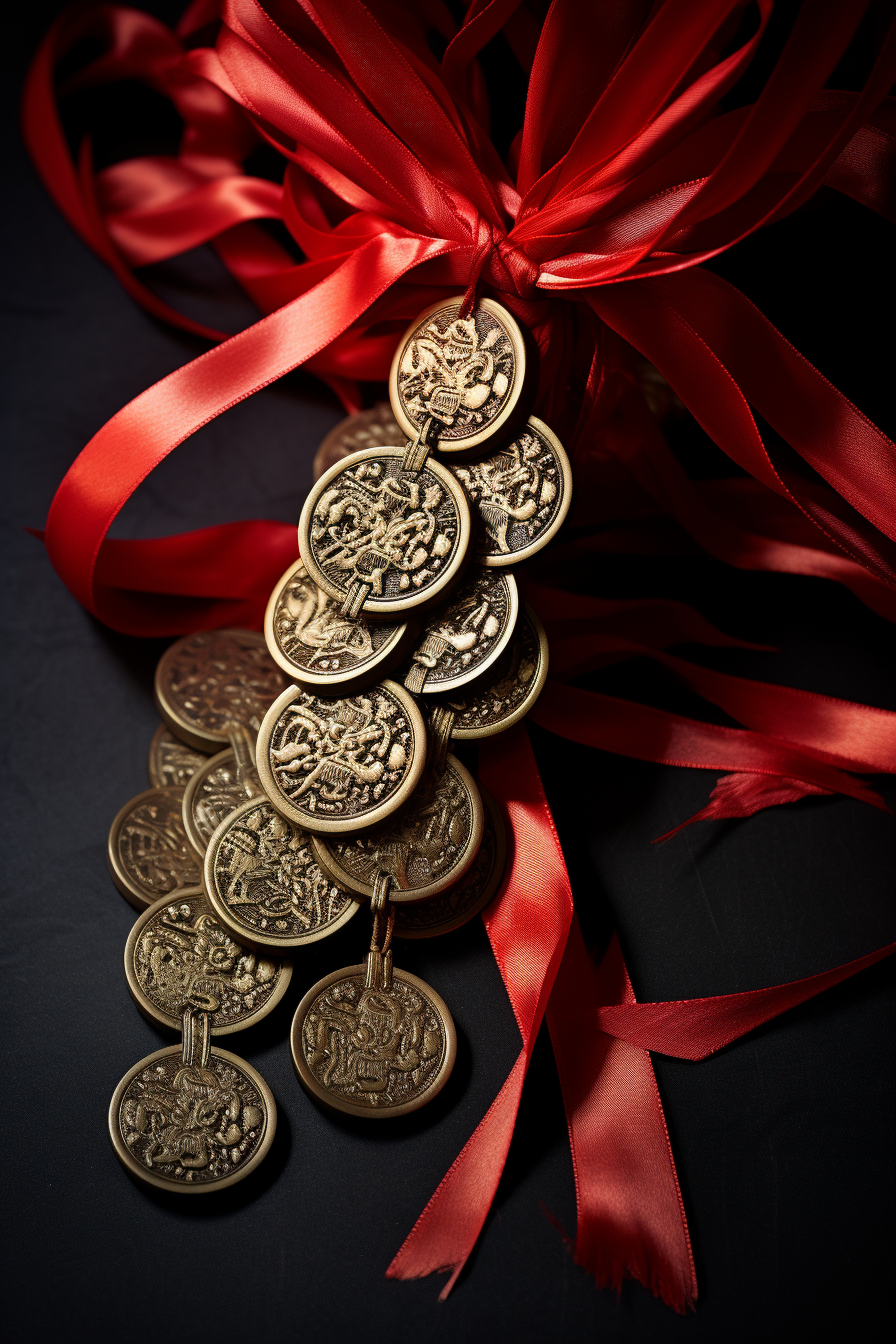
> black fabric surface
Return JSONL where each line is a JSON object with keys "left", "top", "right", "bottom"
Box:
{"left": 2, "top": 6, "right": 894, "bottom": 1342}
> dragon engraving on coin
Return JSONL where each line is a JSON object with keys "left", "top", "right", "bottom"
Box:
{"left": 405, "top": 567, "right": 515, "bottom": 693}
{"left": 148, "top": 727, "right": 208, "bottom": 789}
{"left": 453, "top": 424, "right": 567, "bottom": 560}
{"left": 269, "top": 561, "right": 401, "bottom": 677}
{"left": 117, "top": 1053, "right": 268, "bottom": 1183}
{"left": 113, "top": 790, "right": 200, "bottom": 900}
{"left": 394, "top": 306, "right": 517, "bottom": 442}
{"left": 308, "top": 457, "right": 461, "bottom": 604}
{"left": 300, "top": 973, "right": 447, "bottom": 1109}
{"left": 133, "top": 894, "right": 281, "bottom": 1026}
{"left": 210, "top": 800, "right": 356, "bottom": 940}
{"left": 160, "top": 631, "right": 287, "bottom": 738}
{"left": 319, "top": 759, "right": 476, "bottom": 897}
{"left": 266, "top": 688, "right": 416, "bottom": 822}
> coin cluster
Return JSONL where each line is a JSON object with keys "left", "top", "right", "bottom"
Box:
{"left": 107, "top": 296, "right": 568, "bottom": 1187}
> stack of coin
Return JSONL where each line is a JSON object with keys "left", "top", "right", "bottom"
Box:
{"left": 107, "top": 295, "right": 568, "bottom": 1173}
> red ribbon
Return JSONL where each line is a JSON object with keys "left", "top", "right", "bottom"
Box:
{"left": 20, "top": 0, "right": 896, "bottom": 1308}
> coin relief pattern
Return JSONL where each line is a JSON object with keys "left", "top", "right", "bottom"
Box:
{"left": 307, "top": 457, "right": 463, "bottom": 604}
{"left": 148, "top": 727, "right": 208, "bottom": 789}
{"left": 447, "top": 608, "right": 541, "bottom": 733}
{"left": 114, "top": 790, "right": 200, "bottom": 899}
{"left": 116, "top": 1053, "right": 269, "bottom": 1184}
{"left": 319, "top": 760, "right": 475, "bottom": 895}
{"left": 394, "top": 306, "right": 517, "bottom": 442}
{"left": 406, "top": 567, "right": 515, "bottom": 691}
{"left": 300, "top": 973, "right": 448, "bottom": 1109}
{"left": 393, "top": 802, "right": 499, "bottom": 934}
{"left": 160, "top": 632, "right": 287, "bottom": 736}
{"left": 312, "top": 404, "right": 403, "bottom": 481}
{"left": 454, "top": 423, "right": 566, "bottom": 560}
{"left": 210, "top": 800, "right": 356, "bottom": 939}
{"left": 266, "top": 688, "right": 417, "bottom": 822}
{"left": 133, "top": 894, "right": 282, "bottom": 1025}
{"left": 270, "top": 561, "right": 402, "bottom": 678}
{"left": 188, "top": 753, "right": 256, "bottom": 851}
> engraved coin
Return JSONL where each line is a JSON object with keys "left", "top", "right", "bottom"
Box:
{"left": 264, "top": 558, "right": 416, "bottom": 691}
{"left": 403, "top": 566, "right": 518, "bottom": 695}
{"left": 148, "top": 725, "right": 209, "bottom": 789}
{"left": 312, "top": 754, "right": 484, "bottom": 903}
{"left": 155, "top": 629, "right": 288, "bottom": 751}
{"left": 204, "top": 797, "right": 361, "bottom": 950}
{"left": 298, "top": 447, "right": 471, "bottom": 619}
{"left": 124, "top": 888, "right": 291, "bottom": 1033}
{"left": 108, "top": 787, "right": 201, "bottom": 909}
{"left": 257, "top": 681, "right": 426, "bottom": 834}
{"left": 182, "top": 748, "right": 261, "bottom": 859}
{"left": 444, "top": 603, "right": 548, "bottom": 739}
{"left": 110, "top": 1044, "right": 276, "bottom": 1192}
{"left": 389, "top": 296, "right": 526, "bottom": 451}
{"left": 291, "top": 965, "right": 456, "bottom": 1118}
{"left": 453, "top": 417, "right": 573, "bottom": 566}
{"left": 313, "top": 403, "right": 403, "bottom": 481}
{"left": 393, "top": 788, "right": 506, "bottom": 938}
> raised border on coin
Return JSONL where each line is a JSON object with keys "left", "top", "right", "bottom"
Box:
{"left": 109, "top": 1044, "right": 277, "bottom": 1193}
{"left": 388, "top": 296, "right": 527, "bottom": 452}
{"left": 203, "top": 797, "right": 362, "bottom": 950}
{"left": 291, "top": 964, "right": 457, "bottom": 1119}
{"left": 108, "top": 786, "right": 200, "bottom": 910}
{"left": 471, "top": 417, "right": 573, "bottom": 568}
{"left": 450, "top": 602, "right": 549, "bottom": 739}
{"left": 123, "top": 888, "right": 293, "bottom": 1033}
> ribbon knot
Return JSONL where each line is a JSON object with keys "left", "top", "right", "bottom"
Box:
{"left": 463, "top": 218, "right": 539, "bottom": 311}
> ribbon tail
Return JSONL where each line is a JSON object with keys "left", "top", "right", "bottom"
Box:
{"left": 548, "top": 923, "right": 697, "bottom": 1313}
{"left": 386, "top": 1050, "right": 528, "bottom": 1297}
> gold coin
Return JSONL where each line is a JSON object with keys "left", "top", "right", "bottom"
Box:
{"left": 389, "top": 296, "right": 526, "bottom": 452}
{"left": 109, "top": 1044, "right": 276, "bottom": 1191}
{"left": 298, "top": 447, "right": 471, "bottom": 619}
{"left": 312, "top": 754, "right": 484, "bottom": 903}
{"left": 124, "top": 888, "right": 291, "bottom": 1033}
{"left": 446, "top": 602, "right": 549, "bottom": 739}
{"left": 264, "top": 558, "right": 416, "bottom": 691}
{"left": 182, "top": 748, "right": 261, "bottom": 859}
{"left": 403, "top": 566, "right": 518, "bottom": 695}
{"left": 256, "top": 681, "right": 427, "bottom": 835}
{"left": 393, "top": 788, "right": 506, "bottom": 938}
{"left": 155, "top": 629, "right": 288, "bottom": 751}
{"left": 312, "top": 403, "right": 403, "bottom": 481}
{"left": 147, "top": 725, "right": 209, "bottom": 789}
{"left": 108, "top": 787, "right": 201, "bottom": 909}
{"left": 203, "top": 797, "right": 361, "bottom": 950}
{"left": 453, "top": 417, "right": 573, "bottom": 566}
{"left": 291, "top": 964, "right": 456, "bottom": 1118}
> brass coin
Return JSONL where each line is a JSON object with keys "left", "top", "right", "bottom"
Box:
{"left": 108, "top": 787, "right": 201, "bottom": 909}
{"left": 298, "top": 447, "right": 471, "bottom": 618}
{"left": 291, "top": 964, "right": 456, "bottom": 1118}
{"left": 147, "top": 725, "right": 209, "bottom": 789}
{"left": 389, "top": 296, "right": 526, "bottom": 452}
{"left": 182, "top": 748, "right": 261, "bottom": 859}
{"left": 446, "top": 602, "right": 549, "bottom": 739}
{"left": 124, "top": 888, "right": 291, "bottom": 1033}
{"left": 264, "top": 558, "right": 416, "bottom": 691}
{"left": 403, "top": 566, "right": 518, "bottom": 695}
{"left": 256, "top": 681, "right": 427, "bottom": 835}
{"left": 312, "top": 403, "right": 403, "bottom": 481}
{"left": 203, "top": 797, "right": 361, "bottom": 950}
{"left": 312, "top": 754, "right": 484, "bottom": 903}
{"left": 454, "top": 417, "right": 573, "bottom": 566}
{"left": 155, "top": 629, "right": 288, "bottom": 751}
{"left": 393, "top": 788, "right": 506, "bottom": 938}
{"left": 109, "top": 1044, "right": 276, "bottom": 1192}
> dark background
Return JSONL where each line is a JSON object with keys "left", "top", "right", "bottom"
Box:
{"left": 1, "top": 4, "right": 893, "bottom": 1342}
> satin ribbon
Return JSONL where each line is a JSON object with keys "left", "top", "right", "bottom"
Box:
{"left": 387, "top": 727, "right": 894, "bottom": 1308}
